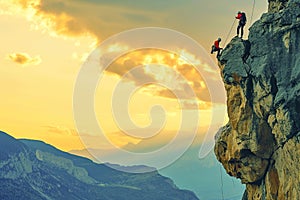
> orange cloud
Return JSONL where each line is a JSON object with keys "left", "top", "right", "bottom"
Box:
{"left": 7, "top": 1, "right": 223, "bottom": 104}
{"left": 105, "top": 49, "right": 215, "bottom": 104}
{"left": 8, "top": 52, "right": 41, "bottom": 66}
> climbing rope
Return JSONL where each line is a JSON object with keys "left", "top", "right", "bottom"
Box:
{"left": 223, "top": 0, "right": 256, "bottom": 45}
{"left": 219, "top": 164, "right": 224, "bottom": 200}
{"left": 249, "top": 0, "right": 256, "bottom": 26}
{"left": 224, "top": 19, "right": 236, "bottom": 45}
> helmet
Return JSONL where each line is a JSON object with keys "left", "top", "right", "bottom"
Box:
{"left": 218, "top": 38, "right": 221, "bottom": 41}
{"left": 238, "top": 11, "right": 242, "bottom": 14}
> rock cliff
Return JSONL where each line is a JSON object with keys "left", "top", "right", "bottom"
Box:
{"left": 214, "top": 0, "right": 300, "bottom": 199}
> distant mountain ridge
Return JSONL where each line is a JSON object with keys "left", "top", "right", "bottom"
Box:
{"left": 70, "top": 145, "right": 245, "bottom": 200}
{"left": 0, "top": 131, "right": 198, "bottom": 200}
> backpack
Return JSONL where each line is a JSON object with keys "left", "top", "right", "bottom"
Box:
{"left": 241, "top": 12, "right": 247, "bottom": 23}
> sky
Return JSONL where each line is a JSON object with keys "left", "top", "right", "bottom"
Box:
{"left": 0, "top": 0, "right": 268, "bottom": 158}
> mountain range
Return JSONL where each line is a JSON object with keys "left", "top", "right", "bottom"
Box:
{"left": 0, "top": 131, "right": 198, "bottom": 200}
{"left": 70, "top": 144, "right": 245, "bottom": 200}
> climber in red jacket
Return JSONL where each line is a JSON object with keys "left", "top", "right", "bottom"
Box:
{"left": 236, "top": 11, "right": 247, "bottom": 38}
{"left": 211, "top": 38, "right": 223, "bottom": 58}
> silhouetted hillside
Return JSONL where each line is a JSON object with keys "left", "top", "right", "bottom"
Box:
{"left": 0, "top": 131, "right": 198, "bottom": 200}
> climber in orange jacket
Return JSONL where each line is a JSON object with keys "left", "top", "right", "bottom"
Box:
{"left": 236, "top": 11, "right": 247, "bottom": 38}
{"left": 211, "top": 38, "right": 223, "bottom": 58}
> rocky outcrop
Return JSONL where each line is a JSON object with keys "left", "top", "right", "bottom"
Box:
{"left": 214, "top": 0, "right": 300, "bottom": 199}
{"left": 35, "top": 149, "right": 97, "bottom": 184}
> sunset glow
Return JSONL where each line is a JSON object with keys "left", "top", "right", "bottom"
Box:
{"left": 0, "top": 0, "right": 267, "bottom": 152}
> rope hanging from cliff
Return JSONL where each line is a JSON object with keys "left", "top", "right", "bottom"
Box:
{"left": 224, "top": 0, "right": 256, "bottom": 45}
{"left": 224, "top": 19, "right": 236, "bottom": 45}
{"left": 249, "top": 0, "right": 256, "bottom": 26}
{"left": 219, "top": 164, "right": 225, "bottom": 200}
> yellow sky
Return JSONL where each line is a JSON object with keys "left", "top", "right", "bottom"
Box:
{"left": 0, "top": 0, "right": 268, "bottom": 152}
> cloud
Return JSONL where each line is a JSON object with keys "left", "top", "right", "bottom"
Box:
{"left": 43, "top": 125, "right": 78, "bottom": 136}
{"left": 43, "top": 125, "right": 101, "bottom": 137}
{"left": 43, "top": 125, "right": 141, "bottom": 148}
{"left": 7, "top": 0, "right": 225, "bottom": 104}
{"left": 178, "top": 100, "right": 212, "bottom": 110}
{"left": 122, "top": 126, "right": 212, "bottom": 153}
{"left": 6, "top": 0, "right": 268, "bottom": 52}
{"left": 8, "top": 52, "right": 41, "bottom": 66}
{"left": 13, "top": 0, "right": 168, "bottom": 41}
{"left": 104, "top": 49, "right": 217, "bottom": 104}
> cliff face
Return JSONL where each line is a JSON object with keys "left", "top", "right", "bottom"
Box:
{"left": 214, "top": 0, "right": 300, "bottom": 199}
